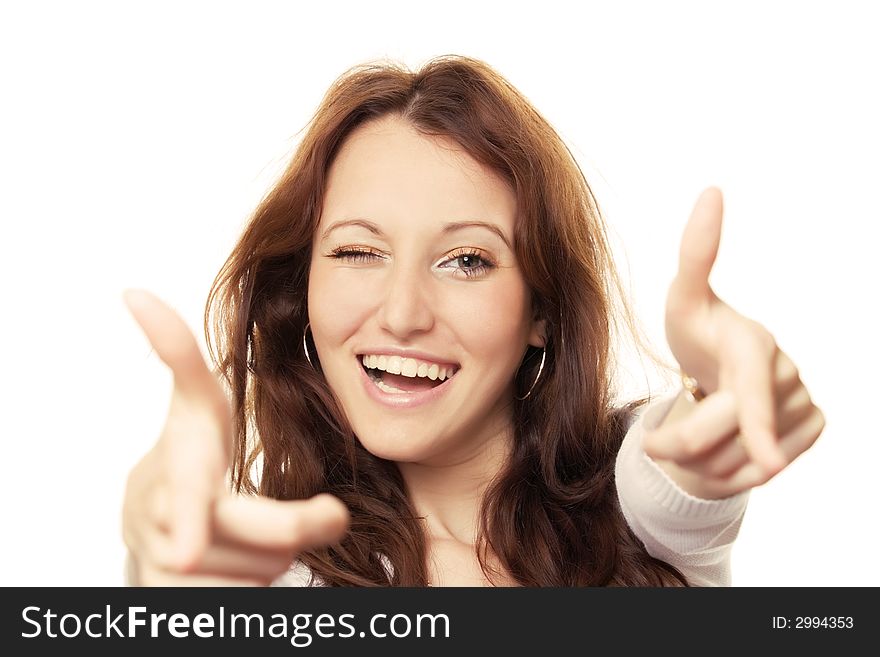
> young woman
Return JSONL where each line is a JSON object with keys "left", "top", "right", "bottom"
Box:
{"left": 122, "top": 56, "right": 824, "bottom": 587}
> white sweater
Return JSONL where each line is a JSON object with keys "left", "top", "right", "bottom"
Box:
{"left": 273, "top": 392, "right": 750, "bottom": 587}
{"left": 614, "top": 392, "right": 749, "bottom": 586}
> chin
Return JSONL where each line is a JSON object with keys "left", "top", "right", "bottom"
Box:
{"left": 354, "top": 426, "right": 445, "bottom": 463}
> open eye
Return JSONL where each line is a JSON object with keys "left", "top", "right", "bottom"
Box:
{"left": 439, "top": 248, "right": 496, "bottom": 278}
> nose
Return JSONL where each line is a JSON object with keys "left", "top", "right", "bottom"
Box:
{"left": 376, "top": 262, "right": 435, "bottom": 338}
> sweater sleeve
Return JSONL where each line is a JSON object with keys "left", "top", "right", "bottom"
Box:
{"left": 614, "top": 392, "right": 750, "bottom": 586}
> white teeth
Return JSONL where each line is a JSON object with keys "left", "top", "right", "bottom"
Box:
{"left": 361, "top": 354, "right": 458, "bottom": 381}
{"left": 374, "top": 378, "right": 410, "bottom": 394}
{"left": 401, "top": 359, "right": 418, "bottom": 377}
{"left": 386, "top": 355, "right": 402, "bottom": 375}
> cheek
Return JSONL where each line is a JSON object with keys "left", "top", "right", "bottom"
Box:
{"left": 307, "top": 265, "right": 373, "bottom": 345}
{"left": 451, "top": 277, "right": 532, "bottom": 362}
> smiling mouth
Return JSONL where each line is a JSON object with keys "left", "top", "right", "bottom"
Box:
{"left": 358, "top": 355, "right": 458, "bottom": 394}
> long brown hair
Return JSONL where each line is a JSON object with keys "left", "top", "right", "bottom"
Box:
{"left": 207, "top": 55, "right": 688, "bottom": 586}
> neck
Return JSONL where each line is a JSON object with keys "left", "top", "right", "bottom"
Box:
{"left": 396, "top": 417, "right": 512, "bottom": 546}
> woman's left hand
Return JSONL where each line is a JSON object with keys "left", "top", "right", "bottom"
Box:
{"left": 642, "top": 187, "right": 826, "bottom": 500}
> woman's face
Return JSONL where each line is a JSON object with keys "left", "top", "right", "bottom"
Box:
{"left": 308, "top": 115, "right": 544, "bottom": 464}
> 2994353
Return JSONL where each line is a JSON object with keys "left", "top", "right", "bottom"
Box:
{"left": 772, "top": 617, "right": 854, "bottom": 629}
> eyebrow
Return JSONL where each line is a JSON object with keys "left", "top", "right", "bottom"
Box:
{"left": 321, "top": 218, "right": 512, "bottom": 249}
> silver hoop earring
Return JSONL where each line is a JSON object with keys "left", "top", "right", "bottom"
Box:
{"left": 514, "top": 346, "right": 546, "bottom": 401}
{"left": 303, "top": 322, "right": 315, "bottom": 369}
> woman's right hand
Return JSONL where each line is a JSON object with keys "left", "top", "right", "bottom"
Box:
{"left": 122, "top": 290, "right": 349, "bottom": 586}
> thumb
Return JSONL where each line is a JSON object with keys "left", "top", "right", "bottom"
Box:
{"left": 672, "top": 187, "right": 724, "bottom": 305}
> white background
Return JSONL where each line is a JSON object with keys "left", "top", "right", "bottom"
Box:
{"left": 1, "top": 0, "right": 877, "bottom": 586}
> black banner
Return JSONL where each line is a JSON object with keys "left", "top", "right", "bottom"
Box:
{"left": 2, "top": 587, "right": 871, "bottom": 654}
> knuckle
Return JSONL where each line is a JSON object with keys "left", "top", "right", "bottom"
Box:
{"left": 782, "top": 387, "right": 812, "bottom": 419}
{"left": 139, "top": 536, "right": 181, "bottom": 573}
{"left": 680, "top": 433, "right": 703, "bottom": 459}
{"left": 778, "top": 358, "right": 801, "bottom": 388}
{"left": 706, "top": 458, "right": 737, "bottom": 479}
{"left": 792, "top": 385, "right": 811, "bottom": 407}
{"left": 814, "top": 406, "right": 826, "bottom": 431}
